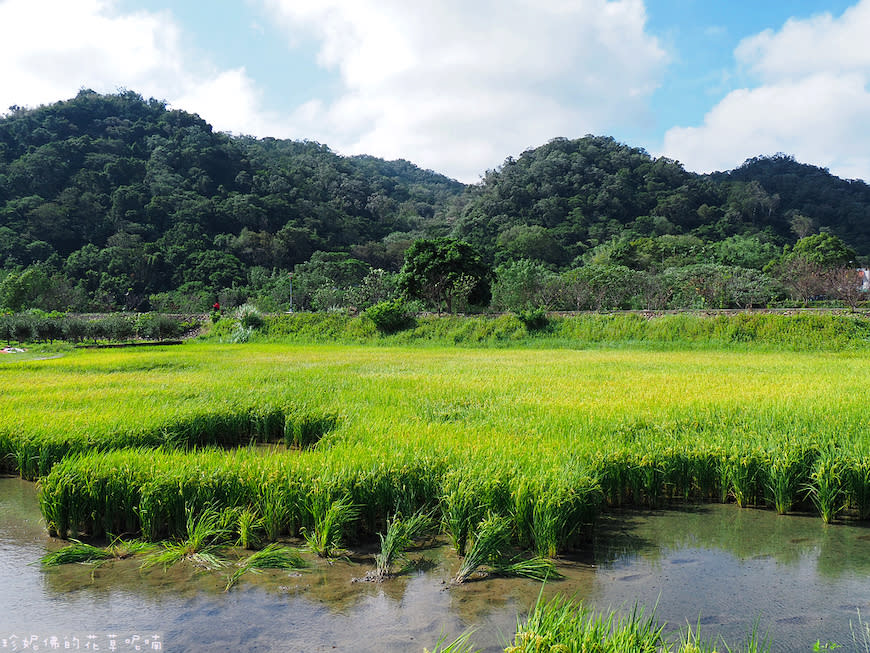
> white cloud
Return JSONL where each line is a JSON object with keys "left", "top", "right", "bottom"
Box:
{"left": 0, "top": 0, "right": 276, "bottom": 136}
{"left": 735, "top": 2, "right": 870, "bottom": 82}
{"left": 0, "top": 0, "right": 668, "bottom": 182}
{"left": 262, "top": 0, "right": 667, "bottom": 181}
{"left": 661, "top": 0, "right": 870, "bottom": 181}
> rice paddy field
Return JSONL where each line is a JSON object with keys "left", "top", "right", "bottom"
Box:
{"left": 4, "top": 314, "right": 870, "bottom": 650}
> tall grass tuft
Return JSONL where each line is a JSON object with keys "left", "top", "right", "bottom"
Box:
{"left": 441, "top": 476, "right": 484, "bottom": 557}
{"left": 258, "top": 484, "right": 293, "bottom": 542}
{"left": 725, "top": 452, "right": 764, "bottom": 508}
{"left": 514, "top": 478, "right": 597, "bottom": 559}
{"left": 235, "top": 508, "right": 263, "bottom": 550}
{"left": 531, "top": 495, "right": 569, "bottom": 559}
{"left": 807, "top": 448, "right": 846, "bottom": 524}
{"left": 846, "top": 458, "right": 870, "bottom": 521}
{"left": 767, "top": 448, "right": 812, "bottom": 515}
{"left": 301, "top": 494, "right": 359, "bottom": 558}
{"left": 423, "top": 631, "right": 479, "bottom": 653}
{"left": 506, "top": 594, "right": 665, "bottom": 653}
{"left": 452, "top": 513, "right": 558, "bottom": 584}
{"left": 677, "top": 621, "right": 720, "bottom": 653}
{"left": 143, "top": 506, "right": 229, "bottom": 570}
{"left": 453, "top": 513, "right": 511, "bottom": 584}
{"left": 224, "top": 543, "right": 306, "bottom": 591}
{"left": 373, "top": 509, "right": 434, "bottom": 580}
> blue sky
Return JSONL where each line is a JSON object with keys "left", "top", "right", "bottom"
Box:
{"left": 1, "top": 0, "right": 867, "bottom": 183}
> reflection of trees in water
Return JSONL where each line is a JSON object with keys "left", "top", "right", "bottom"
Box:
{"left": 591, "top": 503, "right": 870, "bottom": 579}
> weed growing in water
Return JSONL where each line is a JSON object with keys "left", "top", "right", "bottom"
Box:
{"left": 846, "top": 458, "right": 870, "bottom": 521}
{"left": 423, "top": 631, "right": 478, "bottom": 653}
{"left": 372, "top": 509, "right": 434, "bottom": 580}
{"left": 235, "top": 508, "right": 263, "bottom": 550}
{"left": 223, "top": 543, "right": 306, "bottom": 591}
{"left": 40, "top": 535, "right": 154, "bottom": 568}
{"left": 767, "top": 448, "right": 811, "bottom": 515}
{"left": 301, "top": 494, "right": 359, "bottom": 558}
{"left": 41, "top": 540, "right": 114, "bottom": 567}
{"left": 807, "top": 448, "right": 846, "bottom": 524}
{"left": 441, "top": 477, "right": 484, "bottom": 557}
{"left": 506, "top": 594, "right": 665, "bottom": 653}
{"left": 453, "top": 513, "right": 510, "bottom": 584}
{"left": 143, "top": 506, "right": 229, "bottom": 570}
{"left": 453, "top": 513, "right": 558, "bottom": 584}
{"left": 259, "top": 485, "right": 291, "bottom": 542}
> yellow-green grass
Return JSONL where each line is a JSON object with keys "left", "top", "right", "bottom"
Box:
{"left": 9, "top": 342, "right": 870, "bottom": 549}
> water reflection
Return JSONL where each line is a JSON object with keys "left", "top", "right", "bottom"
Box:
{"left": 594, "top": 504, "right": 870, "bottom": 579}
{"left": 3, "top": 478, "right": 870, "bottom": 652}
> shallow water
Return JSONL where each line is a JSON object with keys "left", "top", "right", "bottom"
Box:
{"left": 2, "top": 478, "right": 870, "bottom": 652}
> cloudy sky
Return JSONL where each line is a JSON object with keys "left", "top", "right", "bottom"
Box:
{"left": 0, "top": 0, "right": 866, "bottom": 183}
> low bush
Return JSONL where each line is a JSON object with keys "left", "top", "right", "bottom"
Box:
{"left": 364, "top": 299, "right": 414, "bottom": 334}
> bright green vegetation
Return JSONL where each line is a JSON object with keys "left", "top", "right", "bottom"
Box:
{"left": 208, "top": 310, "right": 870, "bottom": 352}
{"left": 224, "top": 543, "right": 307, "bottom": 592}
{"left": 10, "top": 334, "right": 870, "bottom": 650}
{"left": 3, "top": 336, "right": 867, "bottom": 555}
{"left": 431, "top": 594, "right": 869, "bottom": 652}
{"left": 40, "top": 521, "right": 306, "bottom": 592}
{"left": 502, "top": 595, "right": 769, "bottom": 653}
{"left": 301, "top": 494, "right": 359, "bottom": 558}
{"left": 141, "top": 505, "right": 230, "bottom": 571}
{"left": 429, "top": 594, "right": 774, "bottom": 653}
{"left": 0, "top": 311, "right": 196, "bottom": 347}
{"left": 452, "top": 513, "right": 559, "bottom": 584}
{"left": 373, "top": 509, "right": 434, "bottom": 580}
{"left": 424, "top": 631, "right": 479, "bottom": 653}
{"left": 40, "top": 536, "right": 155, "bottom": 568}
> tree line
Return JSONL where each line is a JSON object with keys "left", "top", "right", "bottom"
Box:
{"left": 0, "top": 311, "right": 196, "bottom": 346}
{"left": 2, "top": 91, "right": 870, "bottom": 315}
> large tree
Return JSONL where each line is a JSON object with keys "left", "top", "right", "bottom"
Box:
{"left": 397, "top": 238, "right": 491, "bottom": 312}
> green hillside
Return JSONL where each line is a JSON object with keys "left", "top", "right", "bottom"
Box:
{"left": 2, "top": 91, "right": 869, "bottom": 313}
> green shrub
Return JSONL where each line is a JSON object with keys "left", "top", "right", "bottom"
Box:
{"left": 364, "top": 299, "right": 414, "bottom": 334}
{"left": 515, "top": 307, "right": 549, "bottom": 331}
{"left": 84, "top": 318, "right": 108, "bottom": 343}
{"left": 31, "top": 311, "right": 65, "bottom": 343}
{"left": 62, "top": 316, "right": 88, "bottom": 343}
{"left": 102, "top": 314, "right": 135, "bottom": 342}
{"left": 236, "top": 304, "right": 265, "bottom": 331}
{"left": 135, "top": 313, "right": 160, "bottom": 340}
{"left": 155, "top": 314, "right": 182, "bottom": 340}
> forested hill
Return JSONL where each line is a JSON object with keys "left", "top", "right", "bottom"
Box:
{"left": 0, "top": 90, "right": 462, "bottom": 308}
{"left": 453, "top": 136, "right": 870, "bottom": 266}
{"left": 714, "top": 155, "right": 870, "bottom": 250}
{"left": 2, "top": 90, "right": 870, "bottom": 313}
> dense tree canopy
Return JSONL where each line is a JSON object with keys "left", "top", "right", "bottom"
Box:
{"left": 0, "top": 90, "right": 461, "bottom": 310}
{"left": 2, "top": 92, "right": 870, "bottom": 313}
{"left": 397, "top": 238, "right": 491, "bottom": 312}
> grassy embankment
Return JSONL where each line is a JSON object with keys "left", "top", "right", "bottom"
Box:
{"left": 206, "top": 309, "right": 870, "bottom": 351}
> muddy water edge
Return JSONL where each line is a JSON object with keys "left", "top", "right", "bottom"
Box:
{"left": 2, "top": 477, "right": 870, "bottom": 652}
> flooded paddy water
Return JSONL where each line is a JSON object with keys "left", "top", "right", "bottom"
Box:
{"left": 3, "top": 476, "right": 870, "bottom": 652}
